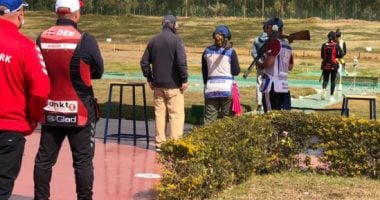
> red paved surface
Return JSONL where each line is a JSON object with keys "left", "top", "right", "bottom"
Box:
{"left": 11, "top": 132, "right": 160, "bottom": 200}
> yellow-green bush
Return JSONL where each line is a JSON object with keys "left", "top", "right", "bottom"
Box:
{"left": 158, "top": 111, "right": 380, "bottom": 199}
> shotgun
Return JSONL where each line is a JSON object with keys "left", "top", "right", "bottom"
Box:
{"left": 243, "top": 30, "right": 311, "bottom": 79}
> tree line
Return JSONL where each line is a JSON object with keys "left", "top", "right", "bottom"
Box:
{"left": 27, "top": 0, "right": 380, "bottom": 20}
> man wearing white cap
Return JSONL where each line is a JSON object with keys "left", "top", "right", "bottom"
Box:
{"left": 33, "top": 0, "right": 103, "bottom": 199}
{"left": 0, "top": 0, "right": 50, "bottom": 199}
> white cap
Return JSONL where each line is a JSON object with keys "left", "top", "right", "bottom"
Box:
{"left": 55, "top": 0, "right": 80, "bottom": 13}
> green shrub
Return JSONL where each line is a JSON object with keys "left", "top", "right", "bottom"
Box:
{"left": 158, "top": 111, "right": 380, "bottom": 199}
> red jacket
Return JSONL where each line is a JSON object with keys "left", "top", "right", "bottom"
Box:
{"left": 39, "top": 25, "right": 92, "bottom": 127}
{"left": 0, "top": 18, "right": 50, "bottom": 135}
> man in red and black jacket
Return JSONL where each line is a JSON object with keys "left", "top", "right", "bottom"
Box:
{"left": 0, "top": 0, "right": 50, "bottom": 199}
{"left": 33, "top": 0, "right": 103, "bottom": 199}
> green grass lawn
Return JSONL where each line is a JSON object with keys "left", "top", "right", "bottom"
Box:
{"left": 213, "top": 172, "right": 380, "bottom": 200}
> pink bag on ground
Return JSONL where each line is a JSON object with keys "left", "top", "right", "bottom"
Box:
{"left": 231, "top": 81, "right": 242, "bottom": 116}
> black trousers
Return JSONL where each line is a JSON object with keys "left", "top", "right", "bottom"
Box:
{"left": 34, "top": 121, "right": 96, "bottom": 200}
{"left": 262, "top": 84, "right": 291, "bottom": 113}
{"left": 322, "top": 69, "right": 338, "bottom": 95}
{"left": 0, "top": 132, "right": 25, "bottom": 200}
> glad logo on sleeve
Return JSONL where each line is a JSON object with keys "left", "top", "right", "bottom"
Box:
{"left": 44, "top": 100, "right": 78, "bottom": 113}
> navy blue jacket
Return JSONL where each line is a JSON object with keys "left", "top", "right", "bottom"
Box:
{"left": 140, "top": 27, "right": 188, "bottom": 88}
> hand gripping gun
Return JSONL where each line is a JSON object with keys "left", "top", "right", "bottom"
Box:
{"left": 243, "top": 30, "right": 310, "bottom": 78}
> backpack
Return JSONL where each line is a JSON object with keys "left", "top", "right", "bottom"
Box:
{"left": 321, "top": 42, "right": 338, "bottom": 71}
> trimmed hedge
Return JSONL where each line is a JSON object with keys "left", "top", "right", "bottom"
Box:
{"left": 157, "top": 111, "right": 380, "bottom": 199}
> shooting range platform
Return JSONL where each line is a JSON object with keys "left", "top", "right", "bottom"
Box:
{"left": 103, "top": 72, "right": 380, "bottom": 110}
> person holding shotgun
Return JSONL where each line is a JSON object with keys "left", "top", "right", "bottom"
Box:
{"left": 251, "top": 25, "right": 269, "bottom": 112}
{"left": 256, "top": 17, "right": 294, "bottom": 113}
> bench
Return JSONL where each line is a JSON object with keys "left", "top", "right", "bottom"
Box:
{"left": 342, "top": 76, "right": 379, "bottom": 88}
{"left": 341, "top": 94, "right": 377, "bottom": 120}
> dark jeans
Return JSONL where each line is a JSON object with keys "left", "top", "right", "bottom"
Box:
{"left": 34, "top": 122, "right": 96, "bottom": 200}
{"left": 0, "top": 132, "right": 25, "bottom": 200}
{"left": 262, "top": 84, "right": 291, "bottom": 113}
{"left": 322, "top": 69, "right": 338, "bottom": 95}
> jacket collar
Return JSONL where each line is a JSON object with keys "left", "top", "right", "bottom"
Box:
{"left": 162, "top": 26, "right": 175, "bottom": 34}
{"left": 55, "top": 18, "right": 78, "bottom": 29}
{"left": 0, "top": 18, "right": 18, "bottom": 31}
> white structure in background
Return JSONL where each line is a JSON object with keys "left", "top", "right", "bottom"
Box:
{"left": 365, "top": 46, "right": 373, "bottom": 52}
{"left": 106, "top": 37, "right": 116, "bottom": 51}
{"left": 351, "top": 56, "right": 359, "bottom": 91}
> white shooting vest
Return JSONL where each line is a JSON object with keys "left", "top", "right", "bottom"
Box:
{"left": 260, "top": 39, "right": 292, "bottom": 93}
{"left": 204, "top": 46, "right": 234, "bottom": 98}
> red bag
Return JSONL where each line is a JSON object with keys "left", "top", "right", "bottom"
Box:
{"left": 231, "top": 81, "right": 242, "bottom": 116}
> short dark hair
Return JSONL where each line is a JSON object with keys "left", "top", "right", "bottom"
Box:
{"left": 336, "top": 29, "right": 341, "bottom": 37}
{"left": 328, "top": 31, "right": 336, "bottom": 41}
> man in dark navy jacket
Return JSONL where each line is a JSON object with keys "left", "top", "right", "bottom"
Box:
{"left": 140, "top": 15, "right": 188, "bottom": 151}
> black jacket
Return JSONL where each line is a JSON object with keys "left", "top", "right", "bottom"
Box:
{"left": 140, "top": 27, "right": 188, "bottom": 88}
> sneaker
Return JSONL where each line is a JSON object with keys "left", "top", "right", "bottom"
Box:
{"left": 321, "top": 89, "right": 326, "bottom": 100}
{"left": 155, "top": 147, "right": 161, "bottom": 152}
{"left": 338, "top": 84, "right": 342, "bottom": 91}
{"left": 329, "top": 96, "right": 335, "bottom": 102}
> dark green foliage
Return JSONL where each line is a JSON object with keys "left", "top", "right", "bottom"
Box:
{"left": 158, "top": 111, "right": 380, "bottom": 199}
{"left": 27, "top": 0, "right": 380, "bottom": 20}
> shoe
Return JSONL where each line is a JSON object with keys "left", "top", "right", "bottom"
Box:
{"left": 155, "top": 147, "right": 161, "bottom": 152}
{"left": 329, "top": 96, "right": 335, "bottom": 102}
{"left": 338, "top": 84, "right": 342, "bottom": 91}
{"left": 256, "top": 105, "right": 263, "bottom": 111}
{"left": 321, "top": 89, "right": 326, "bottom": 100}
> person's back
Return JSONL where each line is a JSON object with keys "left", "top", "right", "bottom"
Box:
{"left": 140, "top": 15, "right": 188, "bottom": 152}
{"left": 320, "top": 31, "right": 343, "bottom": 101}
{"left": 0, "top": 4, "right": 50, "bottom": 134}
{"left": 33, "top": 0, "right": 104, "bottom": 199}
{"left": 202, "top": 25, "right": 240, "bottom": 123}
{"left": 146, "top": 28, "right": 187, "bottom": 88}
{"left": 321, "top": 40, "right": 338, "bottom": 71}
{"left": 0, "top": 1, "right": 50, "bottom": 199}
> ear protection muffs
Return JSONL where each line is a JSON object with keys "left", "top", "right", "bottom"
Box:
{"left": 162, "top": 15, "right": 178, "bottom": 30}
{"left": 265, "top": 18, "right": 283, "bottom": 32}
{"left": 162, "top": 21, "right": 177, "bottom": 30}
{"left": 212, "top": 25, "right": 231, "bottom": 40}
